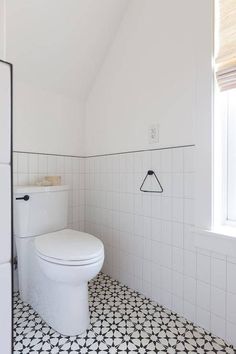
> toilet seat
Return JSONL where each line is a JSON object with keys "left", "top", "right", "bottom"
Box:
{"left": 35, "top": 229, "right": 104, "bottom": 266}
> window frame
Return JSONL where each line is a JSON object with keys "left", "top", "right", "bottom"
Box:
{"left": 213, "top": 85, "right": 236, "bottom": 230}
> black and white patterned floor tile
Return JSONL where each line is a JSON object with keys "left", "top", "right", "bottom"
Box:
{"left": 13, "top": 273, "right": 235, "bottom": 354}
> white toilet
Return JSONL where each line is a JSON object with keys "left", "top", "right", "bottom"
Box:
{"left": 14, "top": 185, "right": 104, "bottom": 336}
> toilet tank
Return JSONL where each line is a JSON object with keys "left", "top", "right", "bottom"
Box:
{"left": 14, "top": 185, "right": 69, "bottom": 237}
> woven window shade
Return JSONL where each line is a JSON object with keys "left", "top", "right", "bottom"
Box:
{"left": 216, "top": 0, "right": 236, "bottom": 91}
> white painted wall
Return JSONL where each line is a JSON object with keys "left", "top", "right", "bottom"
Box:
{"left": 0, "top": 0, "right": 6, "bottom": 59}
{"left": 86, "top": 0, "right": 211, "bottom": 156}
{"left": 5, "top": 0, "right": 129, "bottom": 100}
{"left": 5, "top": 0, "right": 129, "bottom": 156}
{"left": 13, "top": 82, "right": 85, "bottom": 156}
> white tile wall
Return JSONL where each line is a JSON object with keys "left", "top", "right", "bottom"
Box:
{"left": 84, "top": 146, "right": 236, "bottom": 347}
{"left": 13, "top": 152, "right": 85, "bottom": 232}
{"left": 11, "top": 147, "right": 236, "bottom": 346}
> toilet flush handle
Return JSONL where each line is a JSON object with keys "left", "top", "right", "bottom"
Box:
{"left": 16, "top": 195, "right": 30, "bottom": 201}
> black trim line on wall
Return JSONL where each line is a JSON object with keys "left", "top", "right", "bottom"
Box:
{"left": 84, "top": 144, "right": 195, "bottom": 158}
{"left": 13, "top": 151, "right": 85, "bottom": 159}
{"left": 13, "top": 144, "right": 195, "bottom": 160}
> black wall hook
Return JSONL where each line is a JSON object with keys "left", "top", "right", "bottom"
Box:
{"left": 140, "top": 170, "right": 163, "bottom": 193}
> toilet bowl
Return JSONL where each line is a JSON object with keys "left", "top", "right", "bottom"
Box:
{"left": 34, "top": 229, "right": 104, "bottom": 335}
{"left": 14, "top": 185, "right": 104, "bottom": 336}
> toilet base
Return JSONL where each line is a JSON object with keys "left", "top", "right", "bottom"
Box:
{"left": 41, "top": 282, "right": 90, "bottom": 336}
{"left": 29, "top": 273, "right": 90, "bottom": 336}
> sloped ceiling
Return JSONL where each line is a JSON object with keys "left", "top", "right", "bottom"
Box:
{"left": 5, "top": 0, "right": 129, "bottom": 99}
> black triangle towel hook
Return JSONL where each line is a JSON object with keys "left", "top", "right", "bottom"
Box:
{"left": 140, "top": 170, "right": 163, "bottom": 193}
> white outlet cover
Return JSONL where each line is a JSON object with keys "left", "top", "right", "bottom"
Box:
{"left": 148, "top": 124, "right": 159, "bottom": 144}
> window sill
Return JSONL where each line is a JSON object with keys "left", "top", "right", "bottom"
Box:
{"left": 195, "top": 227, "right": 236, "bottom": 257}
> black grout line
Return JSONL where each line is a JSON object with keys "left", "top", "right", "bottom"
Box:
{"left": 13, "top": 144, "right": 195, "bottom": 159}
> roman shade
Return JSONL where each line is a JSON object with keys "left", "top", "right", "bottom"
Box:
{"left": 216, "top": 0, "right": 236, "bottom": 91}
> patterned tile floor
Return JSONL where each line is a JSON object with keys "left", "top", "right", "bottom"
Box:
{"left": 14, "top": 273, "right": 235, "bottom": 354}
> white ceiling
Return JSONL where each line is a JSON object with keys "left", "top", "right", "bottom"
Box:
{"left": 5, "top": 0, "right": 129, "bottom": 99}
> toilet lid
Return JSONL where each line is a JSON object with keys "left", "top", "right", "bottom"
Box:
{"left": 35, "top": 229, "right": 104, "bottom": 262}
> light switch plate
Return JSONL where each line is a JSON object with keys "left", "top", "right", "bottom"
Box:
{"left": 148, "top": 124, "right": 159, "bottom": 144}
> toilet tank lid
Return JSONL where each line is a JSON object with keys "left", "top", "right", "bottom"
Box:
{"left": 14, "top": 185, "right": 69, "bottom": 194}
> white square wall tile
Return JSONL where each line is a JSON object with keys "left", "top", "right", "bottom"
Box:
{"left": 0, "top": 165, "right": 11, "bottom": 264}
{"left": 151, "top": 150, "right": 161, "bottom": 171}
{"left": 162, "top": 290, "right": 172, "bottom": 309}
{"left": 65, "top": 156, "right": 73, "bottom": 173}
{"left": 227, "top": 262, "right": 236, "bottom": 294}
{"left": 211, "top": 314, "right": 226, "bottom": 339}
{"left": 47, "top": 155, "right": 57, "bottom": 173}
{"left": 184, "top": 250, "right": 196, "bottom": 278}
{"left": 211, "top": 287, "right": 226, "bottom": 318}
{"left": 172, "top": 295, "right": 184, "bottom": 316}
{"left": 161, "top": 221, "right": 172, "bottom": 244}
{"left": 151, "top": 240, "right": 161, "bottom": 264}
{"left": 141, "top": 151, "right": 151, "bottom": 173}
{"left": 184, "top": 173, "right": 194, "bottom": 199}
{"left": 184, "top": 199, "right": 194, "bottom": 225}
{"left": 143, "top": 260, "right": 152, "bottom": 283}
{"left": 211, "top": 258, "right": 226, "bottom": 290}
{"left": 172, "top": 222, "right": 184, "bottom": 248}
{"left": 172, "top": 198, "right": 183, "bottom": 223}
{"left": 172, "top": 173, "right": 183, "bottom": 198}
{"left": 226, "top": 321, "right": 236, "bottom": 347}
{"left": 197, "top": 253, "right": 211, "bottom": 284}
{"left": 142, "top": 194, "right": 152, "bottom": 217}
{"left": 196, "top": 307, "right": 211, "bottom": 332}
{"left": 227, "top": 293, "right": 236, "bottom": 324}
{"left": 160, "top": 149, "right": 172, "bottom": 173}
{"left": 160, "top": 243, "right": 172, "bottom": 268}
{"left": 183, "top": 224, "right": 195, "bottom": 251}
{"left": 38, "top": 154, "right": 48, "bottom": 174}
{"left": 184, "top": 301, "right": 196, "bottom": 323}
{"left": 151, "top": 218, "right": 161, "bottom": 242}
{"left": 18, "top": 153, "right": 28, "bottom": 173}
{"left": 172, "top": 271, "right": 184, "bottom": 297}
{"left": 183, "top": 147, "right": 195, "bottom": 173}
{"left": 172, "top": 148, "right": 183, "bottom": 173}
{"left": 134, "top": 153, "right": 143, "bottom": 173}
{"left": 161, "top": 197, "right": 172, "bottom": 220}
{"left": 151, "top": 262, "right": 161, "bottom": 286}
{"left": 0, "top": 62, "right": 11, "bottom": 164}
{"left": 151, "top": 283, "right": 162, "bottom": 304}
{"left": 161, "top": 266, "right": 172, "bottom": 292}
{"left": 172, "top": 247, "right": 184, "bottom": 273}
{"left": 196, "top": 281, "right": 210, "bottom": 310}
{"left": 28, "top": 153, "right": 38, "bottom": 174}
{"left": 144, "top": 238, "right": 152, "bottom": 261}
{"left": 151, "top": 195, "right": 161, "bottom": 218}
{"left": 161, "top": 173, "right": 172, "bottom": 197}
{"left": 184, "top": 276, "right": 196, "bottom": 304}
{"left": 0, "top": 263, "right": 11, "bottom": 354}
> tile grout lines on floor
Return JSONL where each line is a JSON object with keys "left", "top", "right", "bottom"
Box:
{"left": 13, "top": 273, "right": 235, "bottom": 354}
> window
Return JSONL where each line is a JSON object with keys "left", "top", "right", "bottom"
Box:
{"left": 214, "top": 0, "right": 236, "bottom": 227}
{"left": 226, "top": 89, "right": 236, "bottom": 222}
